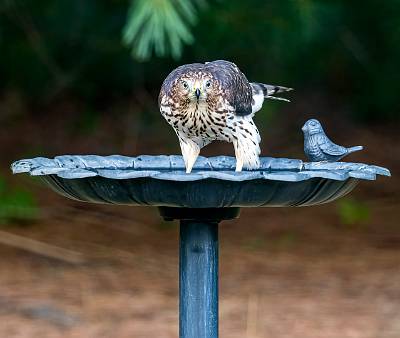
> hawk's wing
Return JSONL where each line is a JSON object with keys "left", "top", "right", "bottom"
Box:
{"left": 204, "top": 60, "right": 253, "bottom": 117}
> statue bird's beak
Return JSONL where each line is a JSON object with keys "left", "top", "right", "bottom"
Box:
{"left": 195, "top": 88, "right": 201, "bottom": 99}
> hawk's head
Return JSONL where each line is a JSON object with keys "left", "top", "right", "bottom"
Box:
{"left": 178, "top": 72, "right": 215, "bottom": 103}
{"left": 159, "top": 61, "right": 252, "bottom": 116}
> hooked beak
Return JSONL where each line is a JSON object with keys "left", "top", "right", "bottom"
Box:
{"left": 301, "top": 125, "right": 307, "bottom": 132}
{"left": 195, "top": 88, "right": 201, "bottom": 100}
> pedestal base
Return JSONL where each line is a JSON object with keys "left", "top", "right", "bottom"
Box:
{"left": 179, "top": 220, "right": 218, "bottom": 338}
{"left": 159, "top": 207, "right": 240, "bottom": 338}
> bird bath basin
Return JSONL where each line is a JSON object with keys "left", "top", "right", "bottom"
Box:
{"left": 12, "top": 155, "right": 390, "bottom": 338}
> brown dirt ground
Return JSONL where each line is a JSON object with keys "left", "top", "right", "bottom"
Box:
{"left": 1, "top": 195, "right": 399, "bottom": 338}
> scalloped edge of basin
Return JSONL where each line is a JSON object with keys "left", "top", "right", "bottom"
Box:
{"left": 11, "top": 155, "right": 390, "bottom": 208}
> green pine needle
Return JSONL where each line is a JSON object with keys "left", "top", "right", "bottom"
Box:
{"left": 122, "top": 0, "right": 204, "bottom": 60}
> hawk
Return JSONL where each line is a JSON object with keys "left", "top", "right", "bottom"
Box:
{"left": 159, "top": 60, "right": 292, "bottom": 173}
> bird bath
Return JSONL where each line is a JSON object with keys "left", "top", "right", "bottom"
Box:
{"left": 11, "top": 154, "right": 390, "bottom": 338}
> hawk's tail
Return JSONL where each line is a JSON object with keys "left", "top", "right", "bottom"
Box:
{"left": 252, "top": 83, "right": 293, "bottom": 102}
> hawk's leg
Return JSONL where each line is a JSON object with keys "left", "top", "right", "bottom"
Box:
{"left": 233, "top": 139, "right": 244, "bottom": 172}
{"left": 233, "top": 138, "right": 260, "bottom": 172}
{"left": 231, "top": 118, "right": 261, "bottom": 172}
{"left": 179, "top": 137, "right": 200, "bottom": 173}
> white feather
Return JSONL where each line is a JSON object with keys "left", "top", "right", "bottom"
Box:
{"left": 230, "top": 116, "right": 261, "bottom": 171}
{"left": 177, "top": 133, "right": 200, "bottom": 174}
{"left": 251, "top": 92, "right": 265, "bottom": 114}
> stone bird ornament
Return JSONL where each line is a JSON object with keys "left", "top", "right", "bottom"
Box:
{"left": 302, "top": 119, "right": 363, "bottom": 162}
{"left": 159, "top": 60, "right": 292, "bottom": 173}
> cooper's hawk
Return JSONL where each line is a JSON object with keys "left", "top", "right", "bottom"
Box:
{"left": 159, "top": 60, "right": 292, "bottom": 173}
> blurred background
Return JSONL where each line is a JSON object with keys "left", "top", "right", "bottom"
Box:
{"left": 0, "top": 1, "right": 399, "bottom": 337}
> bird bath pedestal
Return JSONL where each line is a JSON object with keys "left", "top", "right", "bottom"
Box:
{"left": 12, "top": 155, "right": 390, "bottom": 338}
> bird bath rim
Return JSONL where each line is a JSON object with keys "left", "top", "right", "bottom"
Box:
{"left": 11, "top": 155, "right": 390, "bottom": 209}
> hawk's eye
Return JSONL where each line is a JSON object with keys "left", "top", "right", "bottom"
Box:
{"left": 205, "top": 80, "right": 212, "bottom": 88}
{"left": 182, "top": 81, "right": 189, "bottom": 90}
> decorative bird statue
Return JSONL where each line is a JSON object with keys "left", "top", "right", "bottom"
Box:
{"left": 159, "top": 60, "right": 292, "bottom": 173}
{"left": 302, "top": 119, "right": 363, "bottom": 162}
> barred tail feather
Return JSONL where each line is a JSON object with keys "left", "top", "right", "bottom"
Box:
{"left": 252, "top": 82, "right": 293, "bottom": 102}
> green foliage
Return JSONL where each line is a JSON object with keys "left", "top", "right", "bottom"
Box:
{"left": 123, "top": 0, "right": 205, "bottom": 60}
{"left": 337, "top": 198, "right": 370, "bottom": 226}
{"left": 0, "top": 176, "right": 39, "bottom": 224}
{"left": 0, "top": 0, "right": 399, "bottom": 121}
